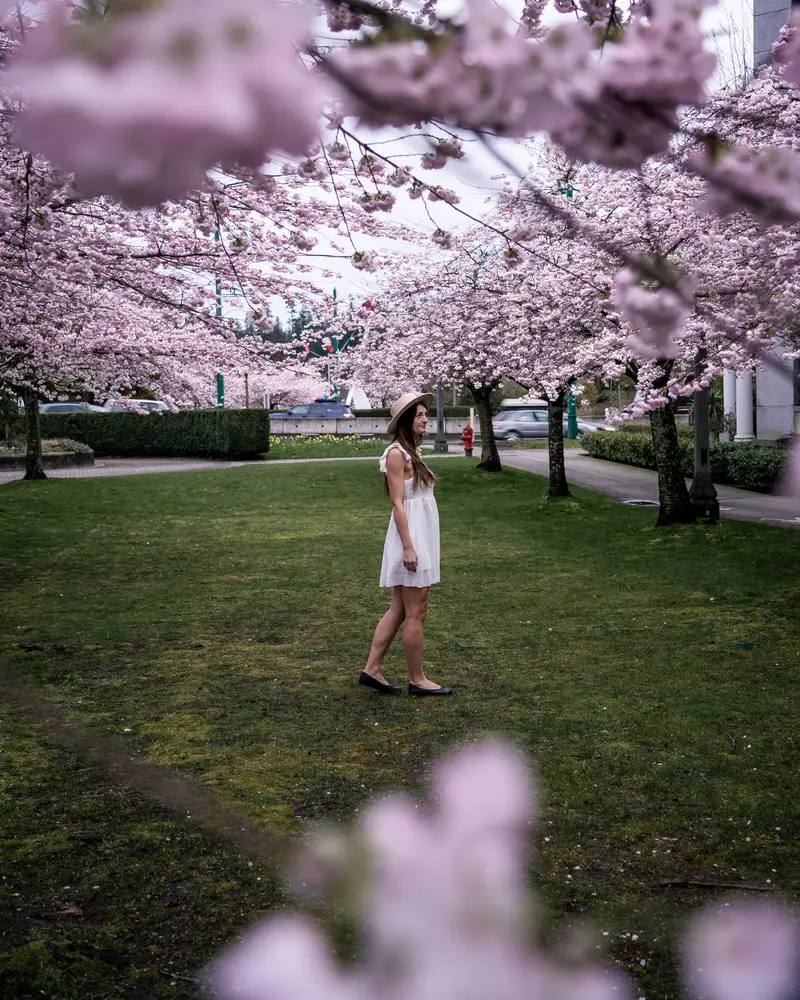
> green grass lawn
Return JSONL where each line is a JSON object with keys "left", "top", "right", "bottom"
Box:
{"left": 1, "top": 461, "right": 799, "bottom": 999}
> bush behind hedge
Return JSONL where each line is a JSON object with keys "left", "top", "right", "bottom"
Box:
{"left": 616, "top": 421, "right": 693, "bottom": 439}
{"left": 582, "top": 430, "right": 786, "bottom": 492}
{"left": 352, "top": 406, "right": 472, "bottom": 418}
{"left": 39, "top": 409, "right": 270, "bottom": 459}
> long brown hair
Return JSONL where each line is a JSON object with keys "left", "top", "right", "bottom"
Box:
{"left": 384, "top": 403, "right": 437, "bottom": 493}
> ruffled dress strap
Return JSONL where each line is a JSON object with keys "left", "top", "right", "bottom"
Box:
{"left": 379, "top": 442, "right": 413, "bottom": 474}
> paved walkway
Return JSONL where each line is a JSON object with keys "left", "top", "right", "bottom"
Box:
{"left": 0, "top": 445, "right": 448, "bottom": 485}
{"left": 0, "top": 457, "right": 252, "bottom": 484}
{"left": 2, "top": 448, "right": 797, "bottom": 528}
{"left": 501, "top": 448, "right": 800, "bottom": 528}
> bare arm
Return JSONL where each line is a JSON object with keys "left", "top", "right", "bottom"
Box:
{"left": 386, "top": 448, "right": 417, "bottom": 572}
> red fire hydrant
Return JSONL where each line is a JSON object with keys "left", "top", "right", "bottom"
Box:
{"left": 461, "top": 424, "right": 474, "bottom": 457}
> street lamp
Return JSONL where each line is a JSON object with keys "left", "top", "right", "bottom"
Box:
{"left": 688, "top": 349, "right": 719, "bottom": 521}
{"left": 434, "top": 385, "right": 448, "bottom": 453}
{"left": 214, "top": 225, "right": 223, "bottom": 320}
{"left": 567, "top": 385, "right": 578, "bottom": 439}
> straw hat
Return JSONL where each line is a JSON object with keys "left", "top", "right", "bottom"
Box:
{"left": 387, "top": 391, "right": 435, "bottom": 436}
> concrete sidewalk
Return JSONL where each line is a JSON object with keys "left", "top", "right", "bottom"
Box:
{"left": 501, "top": 448, "right": 800, "bottom": 528}
{"left": 0, "top": 450, "right": 457, "bottom": 485}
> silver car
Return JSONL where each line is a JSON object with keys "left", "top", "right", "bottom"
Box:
{"left": 492, "top": 408, "right": 594, "bottom": 441}
{"left": 39, "top": 402, "right": 106, "bottom": 413}
{"left": 104, "top": 399, "right": 171, "bottom": 413}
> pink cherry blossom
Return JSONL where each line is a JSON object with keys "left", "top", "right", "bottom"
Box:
{"left": 7, "top": 0, "right": 322, "bottom": 208}
{"left": 691, "top": 144, "right": 800, "bottom": 225}
{"left": 774, "top": 15, "right": 800, "bottom": 89}
{"left": 332, "top": 1, "right": 599, "bottom": 138}
{"left": 612, "top": 267, "right": 694, "bottom": 359}
{"left": 353, "top": 250, "right": 379, "bottom": 271}
{"left": 683, "top": 901, "right": 799, "bottom": 1000}
{"left": 210, "top": 741, "right": 800, "bottom": 1000}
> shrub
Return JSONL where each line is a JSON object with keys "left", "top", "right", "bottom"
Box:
{"left": 38, "top": 409, "right": 269, "bottom": 459}
{"left": 582, "top": 431, "right": 786, "bottom": 492}
{"left": 581, "top": 430, "right": 658, "bottom": 469}
{"left": 714, "top": 442, "right": 786, "bottom": 492}
{"left": 48, "top": 438, "right": 95, "bottom": 455}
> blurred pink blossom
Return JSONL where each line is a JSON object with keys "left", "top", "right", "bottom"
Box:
{"left": 612, "top": 267, "right": 694, "bottom": 358}
{"left": 692, "top": 144, "right": 800, "bottom": 224}
{"left": 684, "top": 900, "right": 799, "bottom": 1000}
{"left": 210, "top": 742, "right": 799, "bottom": 1000}
{"left": 7, "top": 0, "right": 322, "bottom": 207}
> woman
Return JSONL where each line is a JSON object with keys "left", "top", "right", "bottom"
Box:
{"left": 359, "top": 391, "right": 453, "bottom": 696}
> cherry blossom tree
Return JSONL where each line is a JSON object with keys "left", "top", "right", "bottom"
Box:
{"left": 343, "top": 246, "right": 531, "bottom": 471}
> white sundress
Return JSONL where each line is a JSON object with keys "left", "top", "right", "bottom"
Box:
{"left": 379, "top": 443, "right": 441, "bottom": 589}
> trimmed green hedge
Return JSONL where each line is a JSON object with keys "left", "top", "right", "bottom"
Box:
{"left": 582, "top": 430, "right": 787, "bottom": 492}
{"left": 38, "top": 409, "right": 270, "bottom": 459}
{"left": 353, "top": 406, "right": 472, "bottom": 418}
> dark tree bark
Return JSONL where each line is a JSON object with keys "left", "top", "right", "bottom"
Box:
{"left": 471, "top": 385, "right": 502, "bottom": 472}
{"left": 547, "top": 391, "right": 571, "bottom": 498}
{"left": 23, "top": 391, "right": 47, "bottom": 480}
{"left": 650, "top": 401, "right": 694, "bottom": 526}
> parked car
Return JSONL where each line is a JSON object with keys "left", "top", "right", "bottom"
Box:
{"left": 498, "top": 397, "right": 548, "bottom": 411}
{"left": 104, "top": 399, "right": 170, "bottom": 413}
{"left": 269, "top": 402, "right": 354, "bottom": 419}
{"left": 39, "top": 402, "right": 106, "bottom": 413}
{"left": 492, "top": 408, "right": 596, "bottom": 441}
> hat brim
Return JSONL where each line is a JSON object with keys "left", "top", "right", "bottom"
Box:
{"left": 387, "top": 392, "right": 435, "bottom": 436}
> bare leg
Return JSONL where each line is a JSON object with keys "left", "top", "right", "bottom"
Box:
{"left": 364, "top": 587, "right": 405, "bottom": 685}
{"left": 401, "top": 586, "right": 442, "bottom": 690}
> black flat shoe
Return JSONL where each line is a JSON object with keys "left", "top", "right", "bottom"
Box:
{"left": 359, "top": 672, "right": 400, "bottom": 694}
{"left": 408, "top": 683, "right": 453, "bottom": 696}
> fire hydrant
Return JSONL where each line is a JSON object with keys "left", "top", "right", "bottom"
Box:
{"left": 461, "top": 424, "right": 474, "bottom": 458}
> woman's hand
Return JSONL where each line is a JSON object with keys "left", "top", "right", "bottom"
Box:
{"left": 403, "top": 545, "right": 418, "bottom": 572}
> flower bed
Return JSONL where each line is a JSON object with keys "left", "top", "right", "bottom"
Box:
{"left": 0, "top": 438, "right": 95, "bottom": 470}
{"left": 265, "top": 434, "right": 386, "bottom": 460}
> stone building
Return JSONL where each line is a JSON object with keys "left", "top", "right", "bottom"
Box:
{"left": 722, "top": 0, "right": 800, "bottom": 441}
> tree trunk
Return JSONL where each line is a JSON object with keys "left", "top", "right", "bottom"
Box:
{"left": 547, "top": 392, "right": 571, "bottom": 498}
{"left": 650, "top": 402, "right": 694, "bottom": 526}
{"left": 471, "top": 386, "right": 502, "bottom": 472}
{"left": 23, "top": 391, "right": 47, "bottom": 480}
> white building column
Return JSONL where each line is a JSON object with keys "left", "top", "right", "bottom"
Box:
{"left": 735, "top": 372, "right": 755, "bottom": 441}
{"left": 723, "top": 369, "right": 736, "bottom": 441}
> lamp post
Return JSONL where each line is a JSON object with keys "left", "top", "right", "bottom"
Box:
{"left": 567, "top": 386, "right": 578, "bottom": 439}
{"left": 555, "top": 180, "right": 579, "bottom": 439}
{"left": 214, "top": 225, "right": 224, "bottom": 407}
{"left": 331, "top": 287, "right": 340, "bottom": 401}
{"left": 688, "top": 349, "right": 719, "bottom": 521}
{"left": 214, "top": 226, "right": 222, "bottom": 320}
{"left": 434, "top": 385, "right": 448, "bottom": 453}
